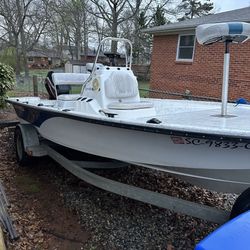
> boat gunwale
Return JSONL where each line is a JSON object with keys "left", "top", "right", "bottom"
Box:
{"left": 7, "top": 99, "right": 250, "bottom": 143}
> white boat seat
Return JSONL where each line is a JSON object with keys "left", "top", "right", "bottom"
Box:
{"left": 57, "top": 94, "right": 80, "bottom": 101}
{"left": 105, "top": 71, "right": 139, "bottom": 99}
{"left": 104, "top": 70, "right": 153, "bottom": 110}
{"left": 52, "top": 73, "right": 90, "bottom": 86}
{"left": 108, "top": 101, "right": 153, "bottom": 110}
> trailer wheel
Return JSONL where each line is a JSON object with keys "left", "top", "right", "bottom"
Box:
{"left": 230, "top": 188, "right": 250, "bottom": 219}
{"left": 14, "top": 126, "right": 33, "bottom": 166}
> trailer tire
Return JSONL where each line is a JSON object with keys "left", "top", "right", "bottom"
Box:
{"left": 14, "top": 126, "right": 33, "bottom": 166}
{"left": 230, "top": 188, "right": 250, "bottom": 219}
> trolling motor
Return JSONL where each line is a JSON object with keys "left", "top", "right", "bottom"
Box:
{"left": 196, "top": 22, "right": 250, "bottom": 117}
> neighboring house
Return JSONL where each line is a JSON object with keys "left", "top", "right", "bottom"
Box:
{"left": 65, "top": 48, "right": 129, "bottom": 73}
{"left": 80, "top": 48, "right": 108, "bottom": 64}
{"left": 62, "top": 45, "right": 107, "bottom": 63}
{"left": 80, "top": 49, "right": 127, "bottom": 66}
{"left": 145, "top": 7, "right": 250, "bottom": 100}
{"left": 27, "top": 49, "right": 61, "bottom": 68}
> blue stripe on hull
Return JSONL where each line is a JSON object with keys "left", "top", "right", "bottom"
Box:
{"left": 13, "top": 104, "right": 55, "bottom": 127}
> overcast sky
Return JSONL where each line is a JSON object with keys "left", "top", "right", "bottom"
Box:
{"left": 212, "top": 0, "right": 250, "bottom": 12}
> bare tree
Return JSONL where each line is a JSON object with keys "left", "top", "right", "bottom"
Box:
{"left": 88, "top": 5, "right": 107, "bottom": 45}
{"left": 42, "top": 15, "right": 67, "bottom": 60}
{"left": 48, "top": 0, "right": 90, "bottom": 60}
{"left": 89, "top": 0, "right": 144, "bottom": 53}
{"left": 0, "top": 0, "right": 50, "bottom": 80}
{"left": 0, "top": 0, "right": 30, "bottom": 78}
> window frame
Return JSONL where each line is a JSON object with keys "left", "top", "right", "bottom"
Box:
{"left": 176, "top": 33, "right": 196, "bottom": 62}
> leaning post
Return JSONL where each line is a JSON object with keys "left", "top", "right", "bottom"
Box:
{"left": 221, "top": 40, "right": 231, "bottom": 116}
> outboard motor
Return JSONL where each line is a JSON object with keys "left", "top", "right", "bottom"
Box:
{"left": 44, "top": 71, "right": 71, "bottom": 99}
{"left": 45, "top": 71, "right": 56, "bottom": 99}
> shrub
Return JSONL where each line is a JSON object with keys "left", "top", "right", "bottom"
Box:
{"left": 0, "top": 63, "right": 15, "bottom": 108}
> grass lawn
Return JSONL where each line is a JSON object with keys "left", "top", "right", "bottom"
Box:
{"left": 28, "top": 69, "right": 50, "bottom": 77}
{"left": 138, "top": 80, "right": 150, "bottom": 98}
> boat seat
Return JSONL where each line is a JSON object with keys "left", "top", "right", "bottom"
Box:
{"left": 105, "top": 70, "right": 153, "bottom": 110}
{"left": 57, "top": 94, "right": 80, "bottom": 101}
{"left": 108, "top": 101, "right": 153, "bottom": 110}
{"left": 105, "top": 71, "right": 139, "bottom": 99}
{"left": 52, "top": 73, "right": 90, "bottom": 86}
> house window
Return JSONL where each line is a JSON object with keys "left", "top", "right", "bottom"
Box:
{"left": 177, "top": 35, "right": 195, "bottom": 61}
{"left": 28, "top": 57, "right": 34, "bottom": 62}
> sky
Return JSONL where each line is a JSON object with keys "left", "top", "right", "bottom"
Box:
{"left": 212, "top": 0, "right": 250, "bottom": 12}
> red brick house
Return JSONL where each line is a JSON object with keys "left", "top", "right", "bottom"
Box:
{"left": 27, "top": 49, "right": 61, "bottom": 68}
{"left": 145, "top": 7, "right": 250, "bottom": 100}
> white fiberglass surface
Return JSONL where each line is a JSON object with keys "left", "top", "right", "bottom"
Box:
{"left": 9, "top": 97, "right": 250, "bottom": 137}
{"left": 139, "top": 98, "right": 250, "bottom": 137}
{"left": 145, "top": 98, "right": 220, "bottom": 115}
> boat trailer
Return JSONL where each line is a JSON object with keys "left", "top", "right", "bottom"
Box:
{"left": 15, "top": 123, "right": 230, "bottom": 225}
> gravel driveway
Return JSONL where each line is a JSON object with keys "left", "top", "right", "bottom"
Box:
{"left": 57, "top": 165, "right": 238, "bottom": 250}
{"left": 0, "top": 124, "right": 238, "bottom": 250}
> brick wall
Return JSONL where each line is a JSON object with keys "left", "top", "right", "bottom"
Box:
{"left": 150, "top": 34, "right": 250, "bottom": 101}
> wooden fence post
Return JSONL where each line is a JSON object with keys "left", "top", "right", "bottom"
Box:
{"left": 33, "top": 75, "right": 38, "bottom": 96}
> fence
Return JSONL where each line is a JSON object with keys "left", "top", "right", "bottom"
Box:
{"left": 11, "top": 77, "right": 220, "bottom": 103}
{"left": 11, "top": 68, "right": 65, "bottom": 97}
{"left": 10, "top": 67, "right": 221, "bottom": 102}
{"left": 139, "top": 88, "right": 221, "bottom": 102}
{"left": 11, "top": 75, "right": 47, "bottom": 97}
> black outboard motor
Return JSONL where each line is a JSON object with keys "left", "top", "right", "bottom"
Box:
{"left": 45, "top": 71, "right": 56, "bottom": 99}
{"left": 44, "top": 71, "right": 71, "bottom": 100}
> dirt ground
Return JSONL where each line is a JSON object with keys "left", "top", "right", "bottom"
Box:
{"left": 0, "top": 108, "right": 17, "bottom": 122}
{"left": 0, "top": 107, "right": 236, "bottom": 250}
{"left": 0, "top": 109, "right": 90, "bottom": 249}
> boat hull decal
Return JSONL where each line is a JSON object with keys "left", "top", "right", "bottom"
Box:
{"left": 171, "top": 136, "right": 250, "bottom": 150}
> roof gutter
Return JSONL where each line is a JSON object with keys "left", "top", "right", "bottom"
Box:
{"left": 143, "top": 19, "right": 250, "bottom": 35}
{"left": 143, "top": 27, "right": 196, "bottom": 35}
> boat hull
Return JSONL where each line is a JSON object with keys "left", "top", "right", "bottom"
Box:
{"left": 12, "top": 102, "right": 250, "bottom": 194}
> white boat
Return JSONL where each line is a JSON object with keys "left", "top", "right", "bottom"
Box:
{"left": 7, "top": 22, "right": 250, "bottom": 194}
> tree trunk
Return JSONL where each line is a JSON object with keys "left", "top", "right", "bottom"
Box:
{"left": 75, "top": 17, "right": 81, "bottom": 60}
{"left": 83, "top": 8, "right": 88, "bottom": 61}
{"left": 133, "top": 15, "right": 140, "bottom": 64}
{"left": 16, "top": 0, "right": 29, "bottom": 80}
{"left": 22, "top": 50, "right": 29, "bottom": 80}
{"left": 21, "top": 28, "right": 29, "bottom": 79}
{"left": 15, "top": 47, "right": 21, "bottom": 83}
{"left": 111, "top": 17, "right": 118, "bottom": 53}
